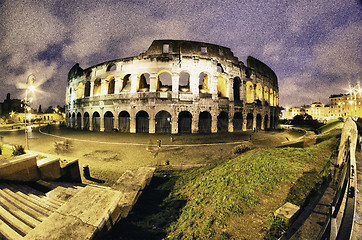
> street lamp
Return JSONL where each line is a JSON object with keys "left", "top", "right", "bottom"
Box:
{"left": 25, "top": 74, "right": 36, "bottom": 150}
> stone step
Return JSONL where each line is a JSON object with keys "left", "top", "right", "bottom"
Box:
{"left": 0, "top": 217, "right": 22, "bottom": 240}
{"left": 112, "top": 167, "right": 155, "bottom": 192}
{"left": 0, "top": 188, "right": 48, "bottom": 222}
{"left": 0, "top": 204, "right": 32, "bottom": 236}
{"left": 1, "top": 183, "right": 58, "bottom": 212}
{"left": 0, "top": 194, "right": 41, "bottom": 228}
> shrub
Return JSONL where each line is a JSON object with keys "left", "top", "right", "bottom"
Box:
{"left": 12, "top": 145, "right": 25, "bottom": 156}
{"left": 232, "top": 144, "right": 250, "bottom": 155}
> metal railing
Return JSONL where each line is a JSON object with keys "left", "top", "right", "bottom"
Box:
{"left": 317, "top": 137, "right": 357, "bottom": 239}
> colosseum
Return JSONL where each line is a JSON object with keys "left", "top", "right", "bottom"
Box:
{"left": 65, "top": 40, "right": 279, "bottom": 134}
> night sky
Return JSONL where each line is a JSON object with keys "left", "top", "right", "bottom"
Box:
{"left": 0, "top": 0, "right": 361, "bottom": 109}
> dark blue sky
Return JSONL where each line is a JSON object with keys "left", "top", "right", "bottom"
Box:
{"left": 0, "top": 0, "right": 361, "bottom": 108}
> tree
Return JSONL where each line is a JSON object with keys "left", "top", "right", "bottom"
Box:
{"left": 38, "top": 105, "right": 42, "bottom": 113}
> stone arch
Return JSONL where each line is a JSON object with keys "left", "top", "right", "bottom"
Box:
{"left": 233, "top": 77, "right": 241, "bottom": 102}
{"left": 106, "top": 76, "right": 115, "bottom": 94}
{"left": 217, "top": 75, "right": 227, "bottom": 98}
{"left": 93, "top": 78, "right": 101, "bottom": 96}
{"left": 264, "top": 86, "right": 269, "bottom": 104}
{"left": 179, "top": 71, "right": 190, "bottom": 92}
{"left": 121, "top": 74, "right": 131, "bottom": 92}
{"left": 199, "top": 111, "right": 212, "bottom": 133}
{"left": 155, "top": 110, "right": 171, "bottom": 133}
{"left": 77, "top": 82, "right": 84, "bottom": 99}
{"left": 83, "top": 112, "right": 90, "bottom": 130}
{"left": 178, "top": 111, "right": 192, "bottom": 133}
{"left": 118, "top": 111, "right": 130, "bottom": 132}
{"left": 199, "top": 72, "right": 210, "bottom": 93}
{"left": 76, "top": 112, "right": 82, "bottom": 129}
{"left": 217, "top": 63, "right": 224, "bottom": 73}
{"left": 71, "top": 112, "right": 76, "bottom": 128}
{"left": 217, "top": 111, "right": 228, "bottom": 133}
{"left": 246, "top": 81, "right": 254, "bottom": 103}
{"left": 233, "top": 112, "right": 243, "bottom": 131}
{"left": 264, "top": 114, "right": 269, "bottom": 130}
{"left": 136, "top": 110, "right": 149, "bottom": 133}
{"left": 137, "top": 73, "right": 150, "bottom": 92}
{"left": 104, "top": 111, "right": 114, "bottom": 132}
{"left": 246, "top": 113, "right": 253, "bottom": 130}
{"left": 256, "top": 83, "right": 263, "bottom": 101}
{"left": 92, "top": 112, "right": 101, "bottom": 131}
{"left": 84, "top": 81, "right": 91, "bottom": 97}
{"left": 157, "top": 70, "right": 172, "bottom": 92}
{"left": 256, "top": 114, "right": 262, "bottom": 130}
{"left": 107, "top": 63, "right": 116, "bottom": 71}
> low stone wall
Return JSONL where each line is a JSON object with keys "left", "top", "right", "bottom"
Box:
{"left": 0, "top": 153, "right": 39, "bottom": 181}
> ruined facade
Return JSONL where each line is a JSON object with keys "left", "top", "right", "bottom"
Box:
{"left": 65, "top": 40, "right": 279, "bottom": 133}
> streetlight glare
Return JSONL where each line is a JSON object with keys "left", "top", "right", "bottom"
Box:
{"left": 29, "top": 85, "right": 36, "bottom": 92}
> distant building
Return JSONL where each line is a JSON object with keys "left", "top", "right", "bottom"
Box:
{"left": 7, "top": 112, "right": 64, "bottom": 124}
{"left": 282, "top": 102, "right": 329, "bottom": 120}
{"left": 0, "top": 93, "right": 23, "bottom": 116}
{"left": 329, "top": 83, "right": 362, "bottom": 120}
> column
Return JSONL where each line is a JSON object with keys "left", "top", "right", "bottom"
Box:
{"left": 100, "top": 115, "right": 105, "bottom": 132}
{"left": 172, "top": 73, "right": 179, "bottom": 99}
{"left": 171, "top": 114, "right": 178, "bottom": 134}
{"left": 130, "top": 113, "right": 136, "bottom": 133}
{"left": 211, "top": 113, "right": 217, "bottom": 133}
{"left": 191, "top": 75, "right": 199, "bottom": 98}
{"left": 90, "top": 81, "right": 94, "bottom": 96}
{"left": 114, "top": 77, "right": 121, "bottom": 94}
{"left": 130, "top": 75, "right": 138, "bottom": 93}
{"left": 81, "top": 114, "right": 84, "bottom": 130}
{"left": 192, "top": 113, "right": 199, "bottom": 133}
{"left": 228, "top": 111, "right": 234, "bottom": 132}
{"left": 227, "top": 77, "right": 233, "bottom": 100}
{"left": 242, "top": 113, "right": 247, "bottom": 131}
{"left": 101, "top": 79, "right": 107, "bottom": 95}
{"left": 211, "top": 75, "right": 218, "bottom": 100}
{"left": 252, "top": 113, "right": 257, "bottom": 131}
{"left": 261, "top": 114, "right": 265, "bottom": 130}
{"left": 149, "top": 117, "right": 155, "bottom": 134}
{"left": 89, "top": 115, "right": 93, "bottom": 131}
{"left": 149, "top": 73, "right": 157, "bottom": 92}
{"left": 114, "top": 116, "right": 119, "bottom": 130}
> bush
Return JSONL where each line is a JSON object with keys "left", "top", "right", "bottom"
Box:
{"left": 232, "top": 144, "right": 250, "bottom": 155}
{"left": 12, "top": 145, "right": 25, "bottom": 156}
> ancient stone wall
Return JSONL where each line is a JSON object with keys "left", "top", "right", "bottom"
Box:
{"left": 65, "top": 40, "right": 279, "bottom": 134}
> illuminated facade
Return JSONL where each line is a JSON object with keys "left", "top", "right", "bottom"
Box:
{"left": 282, "top": 103, "right": 329, "bottom": 120}
{"left": 329, "top": 83, "right": 362, "bottom": 119}
{"left": 65, "top": 40, "right": 279, "bottom": 133}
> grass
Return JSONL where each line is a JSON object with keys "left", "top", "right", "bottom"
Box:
{"left": 0, "top": 145, "right": 13, "bottom": 156}
{"left": 108, "top": 130, "right": 339, "bottom": 240}
{"left": 316, "top": 120, "right": 343, "bottom": 134}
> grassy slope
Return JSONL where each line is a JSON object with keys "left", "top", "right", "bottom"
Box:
{"left": 164, "top": 133, "right": 339, "bottom": 239}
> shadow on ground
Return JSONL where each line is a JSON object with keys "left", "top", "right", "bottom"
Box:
{"left": 104, "top": 172, "right": 186, "bottom": 240}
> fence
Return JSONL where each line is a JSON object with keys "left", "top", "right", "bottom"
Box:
{"left": 317, "top": 120, "right": 357, "bottom": 239}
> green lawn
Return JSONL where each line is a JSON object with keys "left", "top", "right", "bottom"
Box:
{"left": 109, "top": 131, "right": 339, "bottom": 239}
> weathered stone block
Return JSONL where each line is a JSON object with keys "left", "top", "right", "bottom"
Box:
{"left": 0, "top": 153, "right": 39, "bottom": 181}
{"left": 37, "top": 156, "right": 61, "bottom": 180}
{"left": 274, "top": 202, "right": 300, "bottom": 226}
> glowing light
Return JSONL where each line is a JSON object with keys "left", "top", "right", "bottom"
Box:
{"left": 200, "top": 89, "right": 207, "bottom": 93}
{"left": 160, "top": 87, "right": 168, "bottom": 92}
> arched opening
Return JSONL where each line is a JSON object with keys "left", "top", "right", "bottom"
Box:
{"left": 264, "top": 114, "right": 269, "bottom": 130}
{"left": 199, "top": 111, "right": 211, "bottom": 133}
{"left": 199, "top": 73, "right": 209, "bottom": 93}
{"left": 118, "top": 111, "right": 130, "bottom": 133}
{"left": 107, "top": 77, "right": 115, "bottom": 94}
{"left": 157, "top": 71, "right": 172, "bottom": 92}
{"left": 71, "top": 112, "right": 76, "bottom": 128}
{"left": 121, "top": 74, "right": 131, "bottom": 92}
{"left": 233, "top": 77, "right": 241, "bottom": 102}
{"left": 264, "top": 86, "right": 269, "bottom": 104}
{"left": 66, "top": 113, "right": 71, "bottom": 126}
{"left": 233, "top": 112, "right": 243, "bottom": 131}
{"left": 246, "top": 81, "right": 254, "bottom": 103}
{"left": 217, "top": 75, "right": 227, "bottom": 98}
{"left": 137, "top": 73, "right": 150, "bottom": 92}
{"left": 77, "top": 83, "right": 84, "bottom": 99}
{"left": 155, "top": 111, "right": 171, "bottom": 133}
{"left": 76, "top": 112, "right": 82, "bottom": 129}
{"left": 93, "top": 78, "right": 101, "bottom": 96}
{"left": 104, "top": 111, "right": 114, "bottom": 132}
{"left": 92, "top": 112, "right": 101, "bottom": 131}
{"left": 217, "top": 111, "right": 228, "bottom": 133}
{"left": 217, "top": 63, "right": 224, "bottom": 73}
{"left": 178, "top": 111, "right": 192, "bottom": 133}
{"left": 136, "top": 111, "right": 149, "bottom": 133}
{"left": 84, "top": 81, "right": 91, "bottom": 97}
{"left": 256, "top": 83, "right": 263, "bottom": 101}
{"left": 246, "top": 113, "right": 253, "bottom": 130}
{"left": 83, "top": 112, "right": 90, "bottom": 130}
{"left": 256, "top": 114, "right": 262, "bottom": 130}
{"left": 274, "top": 91, "right": 277, "bottom": 106}
{"left": 270, "top": 89, "right": 274, "bottom": 106}
{"left": 179, "top": 72, "right": 190, "bottom": 92}
{"left": 107, "top": 64, "right": 116, "bottom": 71}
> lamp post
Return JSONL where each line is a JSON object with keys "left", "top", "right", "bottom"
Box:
{"left": 25, "top": 74, "right": 35, "bottom": 150}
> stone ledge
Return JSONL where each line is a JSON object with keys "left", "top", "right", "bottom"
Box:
{"left": 274, "top": 202, "right": 300, "bottom": 226}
